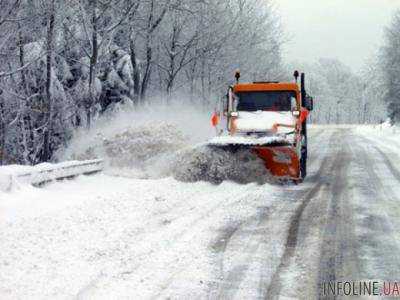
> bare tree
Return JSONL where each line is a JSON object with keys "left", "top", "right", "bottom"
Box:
{"left": 42, "top": 0, "right": 56, "bottom": 161}
{"left": 0, "top": 0, "right": 286, "bottom": 165}
{"left": 140, "top": 0, "right": 171, "bottom": 101}
{"left": 158, "top": 10, "right": 200, "bottom": 98}
{"left": 382, "top": 9, "right": 400, "bottom": 123}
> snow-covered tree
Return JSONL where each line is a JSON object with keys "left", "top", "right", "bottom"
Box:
{"left": 361, "top": 56, "right": 387, "bottom": 124}
{"left": 381, "top": 9, "right": 400, "bottom": 123}
{"left": 288, "top": 58, "right": 383, "bottom": 124}
{"left": 0, "top": 0, "right": 284, "bottom": 165}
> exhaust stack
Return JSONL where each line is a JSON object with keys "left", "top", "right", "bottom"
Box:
{"left": 301, "top": 73, "right": 306, "bottom": 107}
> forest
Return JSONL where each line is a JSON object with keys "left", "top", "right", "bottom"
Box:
{"left": 0, "top": 0, "right": 397, "bottom": 165}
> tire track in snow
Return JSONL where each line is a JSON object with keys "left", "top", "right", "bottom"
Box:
{"left": 266, "top": 129, "right": 345, "bottom": 299}
{"left": 76, "top": 184, "right": 255, "bottom": 299}
{"left": 266, "top": 150, "right": 333, "bottom": 298}
{"left": 211, "top": 205, "right": 273, "bottom": 299}
{"left": 309, "top": 127, "right": 325, "bottom": 141}
{"left": 208, "top": 129, "right": 336, "bottom": 299}
{"left": 316, "top": 133, "right": 359, "bottom": 299}
{"left": 149, "top": 188, "right": 267, "bottom": 299}
{"left": 373, "top": 145, "right": 400, "bottom": 182}
{"left": 154, "top": 130, "right": 330, "bottom": 299}
{"left": 147, "top": 128, "right": 331, "bottom": 299}
{"left": 358, "top": 132, "right": 400, "bottom": 182}
{"left": 315, "top": 133, "right": 400, "bottom": 298}
{"left": 345, "top": 135, "right": 400, "bottom": 282}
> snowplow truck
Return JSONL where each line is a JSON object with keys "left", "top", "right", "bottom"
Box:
{"left": 210, "top": 71, "right": 314, "bottom": 182}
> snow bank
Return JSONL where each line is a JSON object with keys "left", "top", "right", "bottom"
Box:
{"left": 60, "top": 101, "right": 214, "bottom": 176}
{"left": 64, "top": 123, "right": 186, "bottom": 178}
{"left": 355, "top": 121, "right": 400, "bottom": 155}
{"left": 355, "top": 121, "right": 400, "bottom": 138}
{"left": 60, "top": 101, "right": 213, "bottom": 160}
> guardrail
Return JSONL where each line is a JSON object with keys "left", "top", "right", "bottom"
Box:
{"left": 0, "top": 159, "right": 104, "bottom": 192}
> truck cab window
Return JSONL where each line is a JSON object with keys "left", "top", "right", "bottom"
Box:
{"left": 236, "top": 91, "right": 296, "bottom": 112}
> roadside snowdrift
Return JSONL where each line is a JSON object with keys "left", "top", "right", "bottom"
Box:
{"left": 61, "top": 102, "right": 270, "bottom": 184}
{"left": 64, "top": 122, "right": 186, "bottom": 178}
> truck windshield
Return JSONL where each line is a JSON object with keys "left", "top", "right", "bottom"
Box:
{"left": 236, "top": 91, "right": 296, "bottom": 112}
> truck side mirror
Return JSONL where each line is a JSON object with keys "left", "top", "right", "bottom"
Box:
{"left": 222, "top": 96, "right": 228, "bottom": 116}
{"left": 305, "top": 96, "right": 314, "bottom": 111}
{"left": 290, "top": 96, "right": 297, "bottom": 111}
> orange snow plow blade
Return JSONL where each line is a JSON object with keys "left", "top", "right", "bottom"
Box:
{"left": 253, "top": 146, "right": 300, "bottom": 179}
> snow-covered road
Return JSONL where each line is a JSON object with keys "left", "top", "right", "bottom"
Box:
{"left": 1, "top": 126, "right": 400, "bottom": 299}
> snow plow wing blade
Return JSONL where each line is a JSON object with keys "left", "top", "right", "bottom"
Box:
{"left": 253, "top": 146, "right": 300, "bottom": 180}
{"left": 207, "top": 136, "right": 300, "bottom": 180}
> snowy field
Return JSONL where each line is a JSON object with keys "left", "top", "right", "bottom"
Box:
{"left": 1, "top": 125, "right": 400, "bottom": 299}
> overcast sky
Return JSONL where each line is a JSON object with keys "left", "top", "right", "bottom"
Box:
{"left": 276, "top": 0, "right": 400, "bottom": 71}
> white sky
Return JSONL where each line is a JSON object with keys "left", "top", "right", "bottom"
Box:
{"left": 275, "top": 0, "right": 400, "bottom": 71}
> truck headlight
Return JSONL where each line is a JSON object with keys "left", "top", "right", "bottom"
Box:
{"left": 292, "top": 110, "right": 300, "bottom": 117}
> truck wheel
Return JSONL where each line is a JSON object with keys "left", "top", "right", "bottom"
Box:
{"left": 300, "top": 146, "right": 307, "bottom": 179}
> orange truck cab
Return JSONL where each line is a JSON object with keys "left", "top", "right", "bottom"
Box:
{"left": 211, "top": 71, "right": 314, "bottom": 182}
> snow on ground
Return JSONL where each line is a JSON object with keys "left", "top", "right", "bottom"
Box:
{"left": 0, "top": 125, "right": 326, "bottom": 299}
{"left": 4, "top": 118, "right": 400, "bottom": 299}
{"left": 355, "top": 121, "right": 400, "bottom": 152}
{"left": 0, "top": 172, "right": 283, "bottom": 299}
{"left": 0, "top": 102, "right": 291, "bottom": 299}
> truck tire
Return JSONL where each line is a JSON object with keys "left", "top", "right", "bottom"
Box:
{"left": 300, "top": 121, "right": 308, "bottom": 180}
{"left": 300, "top": 146, "right": 307, "bottom": 179}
